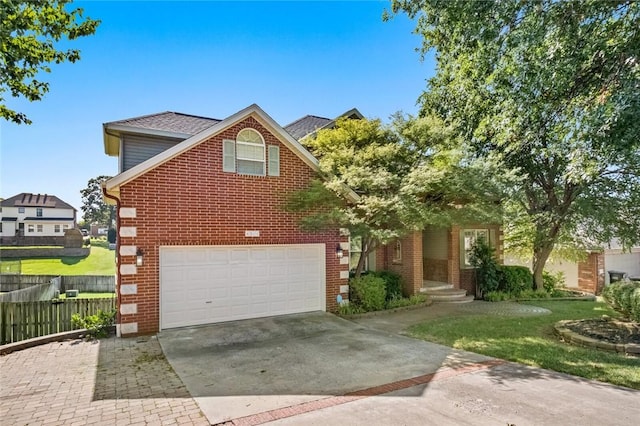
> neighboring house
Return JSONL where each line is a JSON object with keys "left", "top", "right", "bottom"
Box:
{"left": 506, "top": 241, "right": 640, "bottom": 295}
{"left": 0, "top": 193, "right": 76, "bottom": 245}
{"left": 102, "top": 104, "right": 501, "bottom": 337}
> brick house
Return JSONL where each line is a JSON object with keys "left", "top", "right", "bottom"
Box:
{"left": 103, "top": 104, "right": 501, "bottom": 336}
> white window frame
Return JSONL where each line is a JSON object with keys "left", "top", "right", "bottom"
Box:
{"left": 349, "top": 236, "right": 369, "bottom": 272}
{"left": 235, "top": 128, "right": 265, "bottom": 176}
{"left": 461, "top": 229, "right": 490, "bottom": 268}
{"left": 36, "top": 208, "right": 43, "bottom": 217}
{"left": 54, "top": 224, "right": 61, "bottom": 233}
{"left": 36, "top": 224, "right": 43, "bottom": 233}
{"left": 392, "top": 240, "right": 402, "bottom": 264}
{"left": 27, "top": 224, "right": 34, "bottom": 233}
{"left": 18, "top": 207, "right": 25, "bottom": 213}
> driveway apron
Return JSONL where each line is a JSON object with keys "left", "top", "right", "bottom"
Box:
{"left": 157, "top": 311, "right": 492, "bottom": 424}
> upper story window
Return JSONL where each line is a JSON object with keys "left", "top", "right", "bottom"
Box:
{"left": 18, "top": 207, "right": 25, "bottom": 213}
{"left": 223, "top": 128, "right": 279, "bottom": 176}
{"left": 36, "top": 208, "right": 43, "bottom": 217}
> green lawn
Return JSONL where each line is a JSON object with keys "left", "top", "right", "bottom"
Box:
{"left": 408, "top": 300, "right": 640, "bottom": 390}
{"left": 58, "top": 292, "right": 115, "bottom": 299}
{"left": 2, "top": 246, "right": 116, "bottom": 275}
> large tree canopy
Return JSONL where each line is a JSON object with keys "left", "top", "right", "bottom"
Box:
{"left": 0, "top": 0, "right": 99, "bottom": 124}
{"left": 288, "top": 115, "right": 502, "bottom": 277}
{"left": 390, "top": 0, "right": 640, "bottom": 288}
{"left": 80, "top": 175, "right": 115, "bottom": 227}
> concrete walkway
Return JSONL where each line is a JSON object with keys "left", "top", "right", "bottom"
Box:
{"left": 0, "top": 336, "right": 207, "bottom": 426}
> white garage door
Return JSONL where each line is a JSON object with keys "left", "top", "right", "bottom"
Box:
{"left": 160, "top": 244, "right": 326, "bottom": 329}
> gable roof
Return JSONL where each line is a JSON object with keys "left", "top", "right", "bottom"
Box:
{"left": 284, "top": 108, "right": 364, "bottom": 141}
{"left": 0, "top": 193, "right": 76, "bottom": 210}
{"left": 103, "top": 111, "right": 221, "bottom": 156}
{"left": 284, "top": 115, "right": 333, "bottom": 140}
{"left": 104, "top": 104, "right": 358, "bottom": 200}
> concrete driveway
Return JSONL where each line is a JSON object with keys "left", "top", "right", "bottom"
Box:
{"left": 158, "top": 311, "right": 640, "bottom": 425}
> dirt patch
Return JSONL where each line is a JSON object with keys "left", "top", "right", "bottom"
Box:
{"left": 562, "top": 318, "right": 640, "bottom": 345}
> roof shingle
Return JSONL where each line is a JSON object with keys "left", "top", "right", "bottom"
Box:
{"left": 108, "top": 111, "right": 221, "bottom": 135}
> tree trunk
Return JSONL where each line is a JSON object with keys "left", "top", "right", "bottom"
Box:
{"left": 532, "top": 243, "right": 554, "bottom": 290}
{"left": 353, "top": 237, "right": 376, "bottom": 278}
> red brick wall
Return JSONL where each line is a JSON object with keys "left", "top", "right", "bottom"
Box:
{"left": 116, "top": 116, "right": 345, "bottom": 335}
{"left": 383, "top": 232, "right": 423, "bottom": 296}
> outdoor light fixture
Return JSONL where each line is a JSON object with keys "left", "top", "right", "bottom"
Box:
{"left": 136, "top": 248, "right": 144, "bottom": 266}
{"left": 336, "top": 244, "right": 344, "bottom": 259}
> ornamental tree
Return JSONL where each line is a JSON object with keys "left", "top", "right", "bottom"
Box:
{"left": 1, "top": 0, "right": 100, "bottom": 124}
{"left": 389, "top": 0, "right": 640, "bottom": 289}
{"left": 288, "top": 115, "right": 503, "bottom": 277}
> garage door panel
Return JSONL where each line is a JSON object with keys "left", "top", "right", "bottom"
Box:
{"left": 160, "top": 244, "right": 325, "bottom": 329}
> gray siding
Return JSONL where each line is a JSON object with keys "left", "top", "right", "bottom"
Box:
{"left": 122, "top": 134, "right": 185, "bottom": 171}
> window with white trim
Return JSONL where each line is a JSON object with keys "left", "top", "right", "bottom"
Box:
{"left": 392, "top": 240, "right": 402, "bottom": 264}
{"left": 28, "top": 224, "right": 34, "bottom": 233}
{"left": 54, "top": 224, "right": 61, "bottom": 233}
{"left": 236, "top": 128, "right": 265, "bottom": 175}
{"left": 63, "top": 224, "right": 69, "bottom": 230}
{"left": 36, "top": 208, "right": 43, "bottom": 217}
{"left": 461, "top": 229, "right": 489, "bottom": 267}
{"left": 349, "top": 236, "right": 369, "bottom": 272}
{"left": 37, "top": 224, "right": 43, "bottom": 233}
{"left": 18, "top": 207, "right": 25, "bottom": 213}
{"left": 223, "top": 128, "right": 280, "bottom": 176}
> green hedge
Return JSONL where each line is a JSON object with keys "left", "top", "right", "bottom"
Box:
{"left": 498, "top": 265, "right": 534, "bottom": 294}
{"left": 372, "top": 270, "right": 404, "bottom": 301}
{"left": 602, "top": 281, "right": 640, "bottom": 322}
{"left": 349, "top": 275, "right": 386, "bottom": 312}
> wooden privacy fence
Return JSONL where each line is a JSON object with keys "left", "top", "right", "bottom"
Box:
{"left": 0, "top": 275, "right": 115, "bottom": 293}
{"left": 0, "top": 298, "right": 116, "bottom": 344}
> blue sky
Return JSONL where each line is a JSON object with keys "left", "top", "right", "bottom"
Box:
{"left": 0, "top": 0, "right": 433, "bottom": 215}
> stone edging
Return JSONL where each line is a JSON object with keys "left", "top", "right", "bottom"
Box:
{"left": 338, "top": 300, "right": 433, "bottom": 320}
{"left": 516, "top": 295, "right": 596, "bottom": 302}
{"left": 554, "top": 320, "right": 640, "bottom": 356}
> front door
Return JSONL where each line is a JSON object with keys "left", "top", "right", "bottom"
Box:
{"left": 18, "top": 223, "right": 24, "bottom": 236}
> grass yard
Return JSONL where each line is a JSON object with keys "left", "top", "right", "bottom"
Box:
{"left": 2, "top": 246, "right": 116, "bottom": 275}
{"left": 409, "top": 300, "right": 640, "bottom": 390}
{"left": 58, "top": 292, "right": 115, "bottom": 299}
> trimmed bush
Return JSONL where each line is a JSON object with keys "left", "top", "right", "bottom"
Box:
{"left": 602, "top": 280, "right": 640, "bottom": 322}
{"left": 373, "top": 270, "right": 404, "bottom": 301}
{"left": 349, "top": 275, "right": 386, "bottom": 312}
{"left": 498, "top": 265, "right": 534, "bottom": 294}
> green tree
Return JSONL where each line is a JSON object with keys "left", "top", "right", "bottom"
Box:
{"left": 390, "top": 0, "right": 640, "bottom": 289}
{"left": 288, "top": 115, "right": 502, "bottom": 277}
{"left": 80, "top": 175, "right": 115, "bottom": 227}
{"left": 1, "top": 0, "right": 100, "bottom": 124}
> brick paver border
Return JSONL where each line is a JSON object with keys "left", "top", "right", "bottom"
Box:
{"left": 217, "top": 359, "right": 505, "bottom": 426}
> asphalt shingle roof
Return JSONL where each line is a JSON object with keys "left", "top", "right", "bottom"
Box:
{"left": 108, "top": 111, "right": 221, "bottom": 135}
{"left": 283, "top": 115, "right": 333, "bottom": 140}
{"left": 0, "top": 193, "right": 76, "bottom": 210}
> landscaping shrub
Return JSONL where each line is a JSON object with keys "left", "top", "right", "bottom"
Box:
{"left": 337, "top": 302, "right": 365, "bottom": 315}
{"left": 385, "top": 294, "right": 428, "bottom": 309}
{"left": 373, "top": 270, "right": 404, "bottom": 301}
{"left": 602, "top": 280, "right": 640, "bottom": 322}
{"left": 543, "top": 270, "right": 566, "bottom": 293}
{"left": 349, "top": 275, "right": 386, "bottom": 312}
{"left": 71, "top": 308, "right": 116, "bottom": 339}
{"left": 469, "top": 238, "right": 500, "bottom": 296}
{"left": 107, "top": 228, "right": 117, "bottom": 244}
{"left": 518, "top": 288, "right": 551, "bottom": 299}
{"left": 498, "top": 265, "right": 534, "bottom": 294}
{"left": 484, "top": 291, "right": 511, "bottom": 302}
